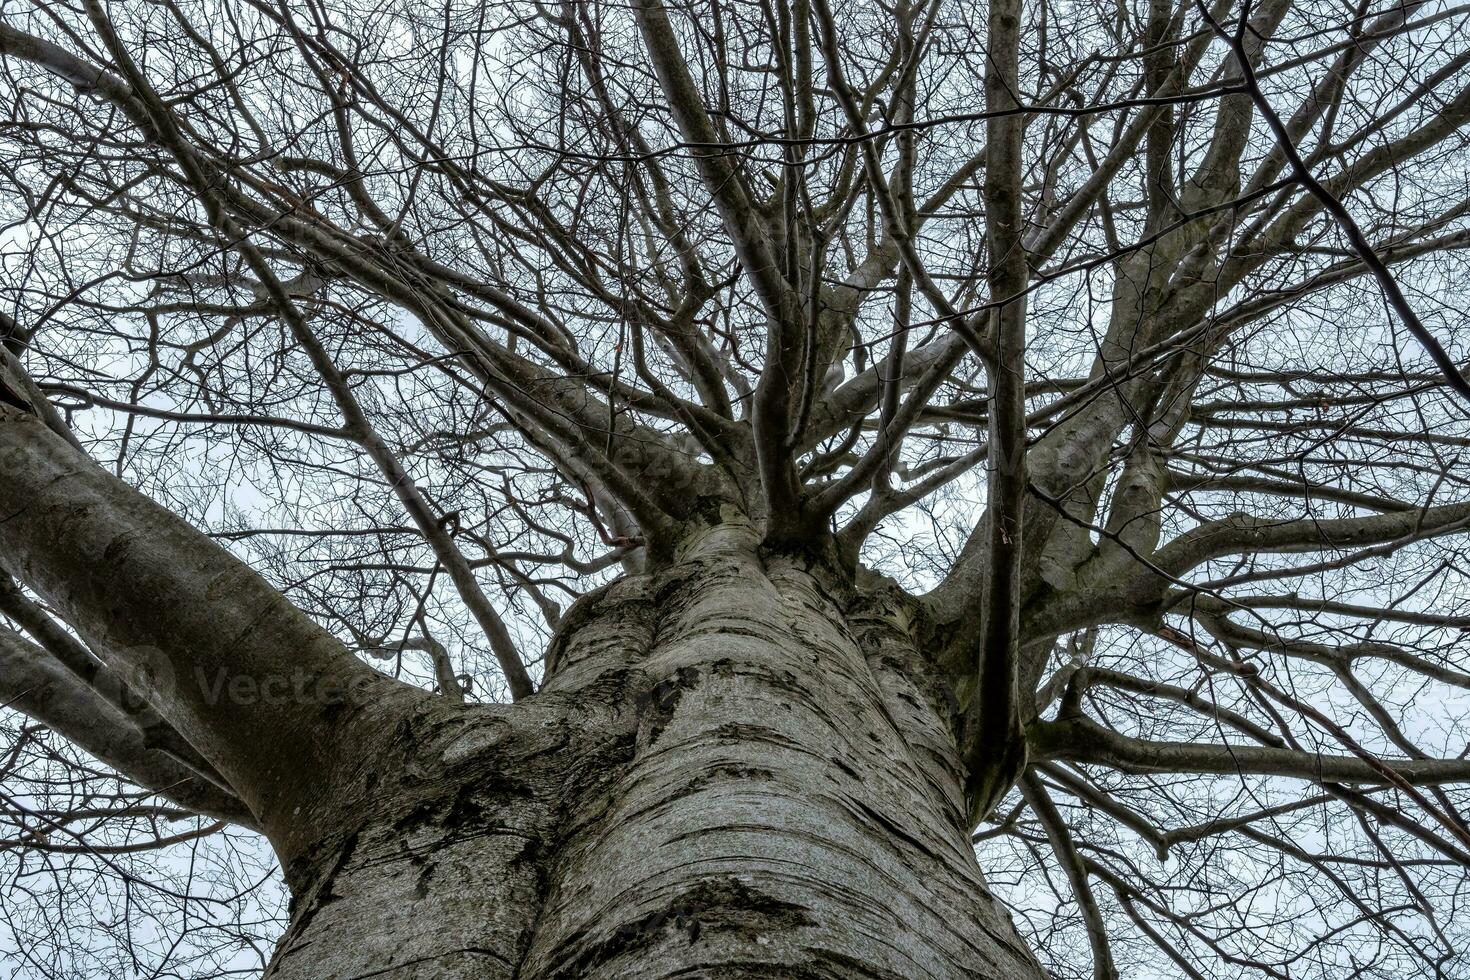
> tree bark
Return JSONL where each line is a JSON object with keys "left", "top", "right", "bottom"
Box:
{"left": 263, "top": 525, "right": 1043, "bottom": 979}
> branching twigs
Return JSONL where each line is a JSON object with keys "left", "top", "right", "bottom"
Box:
{"left": 630, "top": 0, "right": 807, "bottom": 538}
{"left": 1198, "top": 0, "right": 1470, "bottom": 403}
{"left": 1020, "top": 772, "right": 1120, "bottom": 980}
{"left": 3, "top": 0, "right": 1470, "bottom": 974}
{"left": 81, "top": 1, "right": 539, "bottom": 699}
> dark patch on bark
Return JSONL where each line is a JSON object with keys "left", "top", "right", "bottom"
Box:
{"left": 392, "top": 797, "right": 442, "bottom": 835}
{"left": 278, "top": 827, "right": 360, "bottom": 959}
{"left": 662, "top": 951, "right": 913, "bottom": 979}
{"left": 709, "top": 722, "right": 795, "bottom": 748}
{"left": 697, "top": 655, "right": 807, "bottom": 699}
{"left": 413, "top": 858, "right": 437, "bottom": 898}
{"left": 505, "top": 831, "right": 558, "bottom": 970}
{"left": 852, "top": 798, "right": 949, "bottom": 868}
{"left": 320, "top": 697, "right": 348, "bottom": 726}
{"left": 639, "top": 664, "right": 701, "bottom": 745}
{"left": 682, "top": 763, "right": 778, "bottom": 793}
{"left": 392, "top": 770, "right": 528, "bottom": 835}
{"left": 549, "top": 877, "right": 816, "bottom": 978}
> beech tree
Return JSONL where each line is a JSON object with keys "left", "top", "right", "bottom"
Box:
{"left": 3, "top": 0, "right": 1470, "bottom": 975}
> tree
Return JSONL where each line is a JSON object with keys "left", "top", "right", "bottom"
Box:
{"left": 1, "top": 0, "right": 1469, "bottom": 975}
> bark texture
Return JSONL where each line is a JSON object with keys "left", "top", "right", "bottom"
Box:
{"left": 263, "top": 525, "right": 1043, "bottom": 979}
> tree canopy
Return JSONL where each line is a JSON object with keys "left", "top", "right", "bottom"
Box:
{"left": 2, "top": 0, "right": 1470, "bottom": 976}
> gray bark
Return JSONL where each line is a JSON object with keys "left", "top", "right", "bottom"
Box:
{"left": 263, "top": 525, "right": 1044, "bottom": 979}
{"left": 0, "top": 407, "right": 1040, "bottom": 977}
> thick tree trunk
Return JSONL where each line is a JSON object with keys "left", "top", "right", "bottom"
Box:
{"left": 261, "top": 525, "right": 1042, "bottom": 979}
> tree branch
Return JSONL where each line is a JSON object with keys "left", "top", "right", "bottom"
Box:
{"left": 1033, "top": 715, "right": 1470, "bottom": 786}
{"left": 0, "top": 623, "right": 253, "bottom": 826}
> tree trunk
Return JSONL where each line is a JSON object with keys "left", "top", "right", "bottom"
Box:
{"left": 261, "top": 524, "right": 1042, "bottom": 979}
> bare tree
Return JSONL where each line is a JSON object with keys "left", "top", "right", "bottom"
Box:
{"left": 2, "top": 0, "right": 1470, "bottom": 975}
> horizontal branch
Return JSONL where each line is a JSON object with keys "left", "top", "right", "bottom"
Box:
{"left": 1153, "top": 500, "right": 1470, "bottom": 577}
{"left": 1032, "top": 715, "right": 1470, "bottom": 785}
